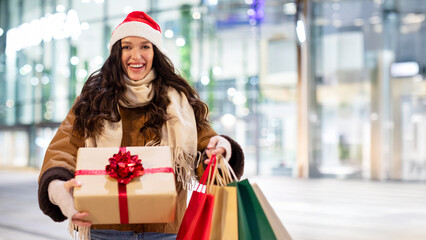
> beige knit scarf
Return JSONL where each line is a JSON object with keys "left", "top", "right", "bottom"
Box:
{"left": 84, "top": 69, "right": 198, "bottom": 187}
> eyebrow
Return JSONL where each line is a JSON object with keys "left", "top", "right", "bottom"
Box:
{"left": 121, "top": 40, "right": 151, "bottom": 45}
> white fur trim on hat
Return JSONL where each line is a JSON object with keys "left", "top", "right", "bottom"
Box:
{"left": 108, "top": 21, "right": 162, "bottom": 51}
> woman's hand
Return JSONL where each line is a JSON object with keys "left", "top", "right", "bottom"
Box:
{"left": 49, "top": 179, "right": 92, "bottom": 227}
{"left": 204, "top": 136, "right": 231, "bottom": 164}
{"left": 71, "top": 212, "right": 92, "bottom": 227}
{"left": 63, "top": 179, "right": 92, "bottom": 227}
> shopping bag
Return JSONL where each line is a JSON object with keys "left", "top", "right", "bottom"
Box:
{"left": 252, "top": 183, "right": 293, "bottom": 240}
{"left": 177, "top": 156, "right": 217, "bottom": 240}
{"left": 229, "top": 179, "right": 276, "bottom": 240}
{"left": 208, "top": 155, "right": 239, "bottom": 240}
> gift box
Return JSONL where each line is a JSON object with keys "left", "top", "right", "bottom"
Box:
{"left": 73, "top": 146, "right": 177, "bottom": 225}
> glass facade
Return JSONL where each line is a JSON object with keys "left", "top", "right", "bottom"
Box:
{"left": 0, "top": 0, "right": 425, "bottom": 181}
{"left": 301, "top": 0, "right": 426, "bottom": 181}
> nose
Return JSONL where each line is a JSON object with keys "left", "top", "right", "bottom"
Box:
{"left": 131, "top": 49, "right": 142, "bottom": 60}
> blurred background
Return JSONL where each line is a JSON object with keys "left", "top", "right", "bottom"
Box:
{"left": 1, "top": 0, "right": 426, "bottom": 239}
{"left": 1, "top": 0, "right": 426, "bottom": 181}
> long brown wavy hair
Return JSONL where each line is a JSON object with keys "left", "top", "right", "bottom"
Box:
{"left": 72, "top": 40, "right": 210, "bottom": 141}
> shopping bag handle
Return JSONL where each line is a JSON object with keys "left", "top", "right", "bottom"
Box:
{"left": 196, "top": 154, "right": 217, "bottom": 192}
{"left": 205, "top": 154, "right": 239, "bottom": 194}
{"left": 211, "top": 155, "right": 229, "bottom": 186}
{"left": 224, "top": 156, "right": 238, "bottom": 181}
{"left": 206, "top": 155, "right": 217, "bottom": 191}
{"left": 216, "top": 154, "right": 238, "bottom": 184}
{"left": 199, "top": 154, "right": 239, "bottom": 194}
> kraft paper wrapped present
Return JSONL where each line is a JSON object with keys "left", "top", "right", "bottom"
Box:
{"left": 73, "top": 146, "right": 177, "bottom": 225}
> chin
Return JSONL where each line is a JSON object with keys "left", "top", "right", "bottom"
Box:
{"left": 129, "top": 74, "right": 147, "bottom": 81}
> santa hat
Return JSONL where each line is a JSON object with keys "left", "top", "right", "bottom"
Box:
{"left": 108, "top": 11, "right": 162, "bottom": 52}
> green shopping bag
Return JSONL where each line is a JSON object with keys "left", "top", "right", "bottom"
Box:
{"left": 228, "top": 179, "right": 276, "bottom": 240}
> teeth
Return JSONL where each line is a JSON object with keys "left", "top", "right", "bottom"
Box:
{"left": 129, "top": 64, "right": 144, "bottom": 68}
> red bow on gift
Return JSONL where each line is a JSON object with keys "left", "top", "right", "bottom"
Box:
{"left": 105, "top": 147, "right": 144, "bottom": 184}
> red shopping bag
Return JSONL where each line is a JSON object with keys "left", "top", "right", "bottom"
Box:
{"left": 177, "top": 156, "right": 217, "bottom": 240}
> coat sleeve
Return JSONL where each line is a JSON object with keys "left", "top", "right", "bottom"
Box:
{"left": 195, "top": 125, "right": 245, "bottom": 180}
{"left": 38, "top": 108, "right": 85, "bottom": 222}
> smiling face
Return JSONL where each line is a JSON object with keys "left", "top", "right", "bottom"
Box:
{"left": 121, "top": 36, "right": 154, "bottom": 81}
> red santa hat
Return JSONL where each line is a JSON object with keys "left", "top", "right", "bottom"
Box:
{"left": 108, "top": 11, "right": 162, "bottom": 52}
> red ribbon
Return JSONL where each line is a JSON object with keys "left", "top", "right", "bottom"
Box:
{"left": 75, "top": 168, "right": 174, "bottom": 176}
{"left": 75, "top": 147, "right": 174, "bottom": 224}
{"left": 118, "top": 183, "right": 128, "bottom": 224}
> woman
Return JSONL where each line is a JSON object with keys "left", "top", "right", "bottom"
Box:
{"left": 38, "top": 11, "right": 244, "bottom": 240}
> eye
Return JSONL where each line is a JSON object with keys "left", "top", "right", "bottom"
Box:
{"left": 122, "top": 45, "right": 131, "bottom": 50}
{"left": 142, "top": 45, "right": 151, "bottom": 49}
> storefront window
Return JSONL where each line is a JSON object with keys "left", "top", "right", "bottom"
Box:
{"left": 307, "top": 0, "right": 426, "bottom": 181}
{"left": 309, "top": 0, "right": 381, "bottom": 178}
{"left": 387, "top": 1, "right": 426, "bottom": 181}
{"left": 190, "top": 1, "right": 298, "bottom": 176}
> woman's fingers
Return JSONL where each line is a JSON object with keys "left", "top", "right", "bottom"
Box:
{"left": 206, "top": 137, "right": 219, "bottom": 149}
{"left": 204, "top": 136, "right": 228, "bottom": 164}
{"left": 71, "top": 212, "right": 92, "bottom": 227}
{"left": 204, "top": 147, "right": 225, "bottom": 164}
{"left": 63, "top": 178, "right": 81, "bottom": 192}
{"left": 210, "top": 147, "right": 225, "bottom": 156}
{"left": 206, "top": 148, "right": 225, "bottom": 157}
{"left": 71, "top": 219, "right": 92, "bottom": 227}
